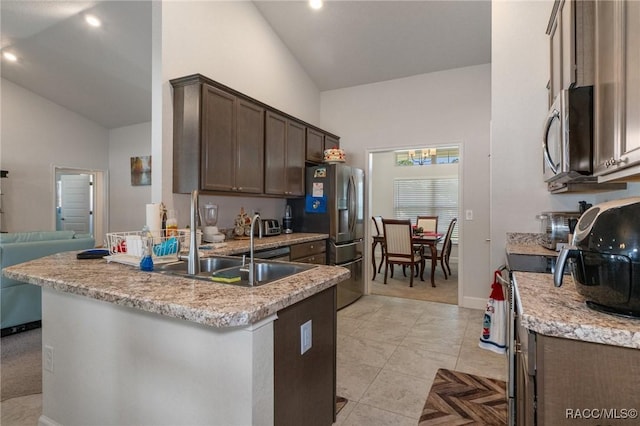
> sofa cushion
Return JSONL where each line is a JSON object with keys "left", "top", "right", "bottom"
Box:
{"left": 0, "top": 230, "right": 76, "bottom": 244}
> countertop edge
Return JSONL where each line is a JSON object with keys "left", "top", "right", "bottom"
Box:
{"left": 3, "top": 233, "right": 349, "bottom": 329}
{"left": 513, "top": 272, "right": 640, "bottom": 350}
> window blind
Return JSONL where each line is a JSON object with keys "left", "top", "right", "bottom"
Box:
{"left": 393, "top": 178, "right": 459, "bottom": 242}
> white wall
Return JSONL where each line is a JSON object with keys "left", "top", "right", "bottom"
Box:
{"left": 321, "top": 64, "right": 491, "bottom": 307}
{"left": 489, "top": 1, "right": 640, "bottom": 272}
{"left": 160, "top": 1, "right": 322, "bottom": 229}
{"left": 0, "top": 79, "right": 109, "bottom": 233}
{"left": 108, "top": 122, "right": 152, "bottom": 233}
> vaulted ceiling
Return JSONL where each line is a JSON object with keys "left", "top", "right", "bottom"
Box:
{"left": 0, "top": 1, "right": 490, "bottom": 129}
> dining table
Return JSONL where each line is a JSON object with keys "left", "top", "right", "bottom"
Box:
{"left": 372, "top": 232, "right": 443, "bottom": 287}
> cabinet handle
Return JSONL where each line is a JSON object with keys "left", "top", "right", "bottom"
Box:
{"left": 604, "top": 157, "right": 628, "bottom": 168}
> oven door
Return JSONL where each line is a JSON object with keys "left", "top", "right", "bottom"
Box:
{"left": 543, "top": 94, "right": 564, "bottom": 182}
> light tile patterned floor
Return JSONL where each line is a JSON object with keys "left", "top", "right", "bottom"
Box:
{"left": 1, "top": 295, "right": 506, "bottom": 426}
{"left": 334, "top": 295, "right": 507, "bottom": 426}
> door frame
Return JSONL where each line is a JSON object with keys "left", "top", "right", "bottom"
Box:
{"left": 365, "top": 142, "right": 464, "bottom": 305}
{"left": 53, "top": 166, "right": 108, "bottom": 246}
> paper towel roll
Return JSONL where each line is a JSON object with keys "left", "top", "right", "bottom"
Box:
{"left": 146, "top": 203, "right": 162, "bottom": 232}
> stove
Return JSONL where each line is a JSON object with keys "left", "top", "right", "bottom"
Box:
{"left": 506, "top": 253, "right": 559, "bottom": 274}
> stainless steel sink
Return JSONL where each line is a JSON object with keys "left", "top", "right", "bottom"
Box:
{"left": 155, "top": 256, "right": 315, "bottom": 286}
{"left": 156, "top": 256, "right": 244, "bottom": 273}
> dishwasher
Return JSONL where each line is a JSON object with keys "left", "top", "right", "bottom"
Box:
{"left": 249, "top": 246, "right": 291, "bottom": 261}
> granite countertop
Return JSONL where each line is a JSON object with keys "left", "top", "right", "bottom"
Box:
{"left": 3, "top": 233, "right": 350, "bottom": 329}
{"left": 514, "top": 272, "right": 640, "bottom": 349}
{"left": 505, "top": 232, "right": 558, "bottom": 257}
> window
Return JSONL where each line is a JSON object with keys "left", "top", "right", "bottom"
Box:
{"left": 393, "top": 178, "right": 459, "bottom": 242}
{"left": 395, "top": 147, "right": 459, "bottom": 166}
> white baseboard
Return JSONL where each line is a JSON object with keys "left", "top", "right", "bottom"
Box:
{"left": 39, "top": 415, "right": 62, "bottom": 426}
{"left": 460, "top": 296, "right": 487, "bottom": 310}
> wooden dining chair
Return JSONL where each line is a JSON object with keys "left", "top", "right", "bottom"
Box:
{"left": 422, "top": 218, "right": 457, "bottom": 279}
{"left": 371, "top": 216, "right": 386, "bottom": 275}
{"left": 416, "top": 216, "right": 438, "bottom": 233}
{"left": 382, "top": 219, "right": 425, "bottom": 287}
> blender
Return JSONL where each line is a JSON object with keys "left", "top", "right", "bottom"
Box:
{"left": 200, "top": 203, "right": 225, "bottom": 242}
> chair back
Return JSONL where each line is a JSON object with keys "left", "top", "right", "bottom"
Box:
{"left": 417, "top": 216, "right": 438, "bottom": 233}
{"left": 372, "top": 216, "right": 384, "bottom": 236}
{"left": 382, "top": 219, "right": 413, "bottom": 256}
{"left": 442, "top": 218, "right": 457, "bottom": 256}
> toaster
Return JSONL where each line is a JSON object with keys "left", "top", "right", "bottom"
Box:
{"left": 554, "top": 197, "right": 640, "bottom": 317}
{"left": 256, "top": 219, "right": 281, "bottom": 236}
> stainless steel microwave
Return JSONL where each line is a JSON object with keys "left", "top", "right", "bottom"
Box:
{"left": 543, "top": 86, "right": 593, "bottom": 183}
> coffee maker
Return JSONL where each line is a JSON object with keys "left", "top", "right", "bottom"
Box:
{"left": 282, "top": 204, "right": 293, "bottom": 234}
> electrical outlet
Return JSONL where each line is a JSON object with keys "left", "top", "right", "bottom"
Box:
{"left": 44, "top": 345, "right": 54, "bottom": 372}
{"left": 300, "top": 320, "right": 312, "bottom": 355}
{"left": 465, "top": 209, "right": 473, "bottom": 220}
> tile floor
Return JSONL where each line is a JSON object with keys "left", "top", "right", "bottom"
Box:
{"left": 333, "top": 294, "right": 506, "bottom": 425}
{"left": 1, "top": 295, "right": 506, "bottom": 426}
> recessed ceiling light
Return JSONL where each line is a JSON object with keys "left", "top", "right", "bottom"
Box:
{"left": 85, "top": 14, "right": 102, "bottom": 28}
{"left": 2, "top": 51, "right": 18, "bottom": 62}
{"left": 309, "top": 0, "right": 323, "bottom": 10}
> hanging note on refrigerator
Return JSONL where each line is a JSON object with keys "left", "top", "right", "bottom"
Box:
{"left": 312, "top": 182, "right": 324, "bottom": 197}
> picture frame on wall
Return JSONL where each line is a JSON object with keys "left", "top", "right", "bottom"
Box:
{"left": 131, "top": 156, "right": 151, "bottom": 186}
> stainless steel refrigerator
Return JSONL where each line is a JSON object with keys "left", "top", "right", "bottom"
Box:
{"left": 291, "top": 164, "right": 364, "bottom": 309}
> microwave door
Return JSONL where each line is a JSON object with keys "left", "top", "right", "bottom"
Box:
{"left": 543, "top": 105, "right": 563, "bottom": 182}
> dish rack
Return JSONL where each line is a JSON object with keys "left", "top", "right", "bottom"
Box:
{"left": 105, "top": 230, "right": 191, "bottom": 266}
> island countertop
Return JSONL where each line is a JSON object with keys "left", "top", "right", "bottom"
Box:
{"left": 514, "top": 271, "right": 640, "bottom": 349}
{"left": 3, "top": 233, "right": 349, "bottom": 328}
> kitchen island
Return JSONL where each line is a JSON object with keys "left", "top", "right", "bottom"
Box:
{"left": 3, "top": 233, "right": 348, "bottom": 426}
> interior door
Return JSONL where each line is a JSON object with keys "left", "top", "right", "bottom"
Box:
{"left": 59, "top": 174, "right": 91, "bottom": 233}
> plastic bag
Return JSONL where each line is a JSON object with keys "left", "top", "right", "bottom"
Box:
{"left": 479, "top": 270, "right": 507, "bottom": 354}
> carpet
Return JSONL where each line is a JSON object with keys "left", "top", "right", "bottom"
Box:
{"left": 1, "top": 328, "right": 42, "bottom": 401}
{"left": 419, "top": 368, "right": 507, "bottom": 425}
{"left": 336, "top": 396, "right": 348, "bottom": 415}
{"left": 371, "top": 257, "right": 458, "bottom": 305}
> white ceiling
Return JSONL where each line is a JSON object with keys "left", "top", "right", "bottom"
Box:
{"left": 1, "top": 0, "right": 152, "bottom": 129}
{"left": 0, "top": 0, "right": 490, "bottom": 129}
{"left": 253, "top": 0, "right": 491, "bottom": 91}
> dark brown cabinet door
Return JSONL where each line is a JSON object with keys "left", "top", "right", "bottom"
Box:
{"left": 235, "top": 99, "right": 264, "bottom": 193}
{"left": 274, "top": 286, "right": 336, "bottom": 426}
{"left": 266, "top": 112, "right": 306, "bottom": 196}
{"left": 306, "top": 128, "right": 325, "bottom": 163}
{"left": 201, "top": 85, "right": 264, "bottom": 193}
{"left": 324, "top": 134, "right": 340, "bottom": 150}
{"left": 286, "top": 120, "right": 306, "bottom": 196}
{"left": 201, "top": 85, "right": 236, "bottom": 192}
{"left": 265, "top": 111, "right": 287, "bottom": 195}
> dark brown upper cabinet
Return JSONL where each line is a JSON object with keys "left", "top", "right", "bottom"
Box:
{"left": 171, "top": 76, "right": 264, "bottom": 194}
{"left": 306, "top": 128, "right": 340, "bottom": 164}
{"left": 265, "top": 112, "right": 305, "bottom": 196}
{"left": 201, "top": 85, "right": 264, "bottom": 193}
{"left": 546, "top": 0, "right": 594, "bottom": 107}
{"left": 171, "top": 74, "right": 340, "bottom": 196}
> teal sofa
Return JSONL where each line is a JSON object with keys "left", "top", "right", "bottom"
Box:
{"left": 1, "top": 230, "right": 95, "bottom": 333}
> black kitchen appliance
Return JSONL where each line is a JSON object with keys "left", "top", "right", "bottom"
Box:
{"left": 555, "top": 197, "right": 640, "bottom": 318}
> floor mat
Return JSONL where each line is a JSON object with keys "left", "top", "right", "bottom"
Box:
{"left": 336, "top": 396, "right": 348, "bottom": 415}
{"left": 419, "top": 368, "right": 507, "bottom": 425}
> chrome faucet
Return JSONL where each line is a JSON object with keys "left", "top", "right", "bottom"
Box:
{"left": 187, "top": 189, "right": 200, "bottom": 275}
{"left": 241, "top": 213, "right": 262, "bottom": 286}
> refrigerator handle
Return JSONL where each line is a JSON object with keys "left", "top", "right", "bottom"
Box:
{"left": 348, "top": 175, "right": 357, "bottom": 234}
